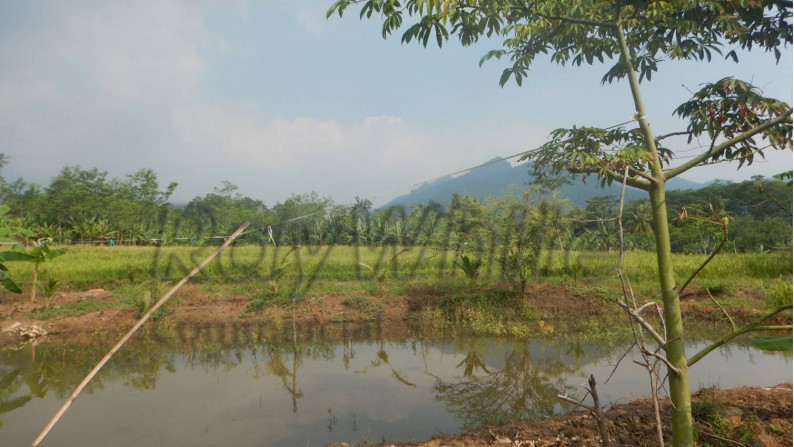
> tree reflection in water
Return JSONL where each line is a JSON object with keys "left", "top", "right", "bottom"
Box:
{"left": 354, "top": 338, "right": 417, "bottom": 387}
{"left": 0, "top": 348, "right": 58, "bottom": 430}
{"left": 0, "top": 369, "right": 32, "bottom": 429}
{"left": 432, "top": 339, "right": 577, "bottom": 429}
{"left": 1, "top": 323, "right": 789, "bottom": 443}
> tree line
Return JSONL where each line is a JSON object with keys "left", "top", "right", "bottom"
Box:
{"left": 2, "top": 161, "right": 790, "bottom": 253}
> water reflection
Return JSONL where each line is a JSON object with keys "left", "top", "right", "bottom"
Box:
{"left": 433, "top": 339, "right": 578, "bottom": 428}
{"left": 355, "top": 338, "right": 418, "bottom": 388}
{"left": 0, "top": 347, "right": 58, "bottom": 429}
{"left": 0, "top": 323, "right": 790, "bottom": 446}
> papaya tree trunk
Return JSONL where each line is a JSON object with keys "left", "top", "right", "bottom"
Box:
{"left": 649, "top": 183, "right": 693, "bottom": 447}
{"left": 616, "top": 22, "right": 694, "bottom": 446}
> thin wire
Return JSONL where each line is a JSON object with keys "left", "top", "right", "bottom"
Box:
{"left": 408, "top": 148, "right": 541, "bottom": 189}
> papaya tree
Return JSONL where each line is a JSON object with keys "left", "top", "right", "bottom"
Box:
{"left": 326, "top": 1, "right": 792, "bottom": 445}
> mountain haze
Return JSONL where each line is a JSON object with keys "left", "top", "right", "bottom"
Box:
{"left": 383, "top": 158, "right": 704, "bottom": 208}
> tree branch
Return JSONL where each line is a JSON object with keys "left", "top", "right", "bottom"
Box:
{"left": 707, "top": 289, "right": 736, "bottom": 332}
{"left": 753, "top": 182, "right": 793, "bottom": 217}
{"left": 665, "top": 110, "right": 794, "bottom": 181}
{"left": 600, "top": 166, "right": 653, "bottom": 190}
{"left": 615, "top": 298, "right": 668, "bottom": 347}
{"left": 558, "top": 394, "right": 593, "bottom": 411}
{"left": 678, "top": 234, "right": 727, "bottom": 295}
{"left": 558, "top": 375, "right": 612, "bottom": 446}
{"left": 640, "top": 347, "right": 681, "bottom": 375}
{"left": 687, "top": 304, "right": 793, "bottom": 367}
{"left": 605, "top": 341, "right": 637, "bottom": 384}
{"left": 626, "top": 165, "right": 656, "bottom": 183}
{"left": 656, "top": 131, "right": 690, "bottom": 141}
{"left": 534, "top": 12, "right": 616, "bottom": 28}
{"left": 636, "top": 301, "right": 659, "bottom": 315}
{"left": 697, "top": 429, "right": 751, "bottom": 447}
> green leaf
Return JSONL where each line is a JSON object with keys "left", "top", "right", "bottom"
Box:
{"left": 47, "top": 248, "right": 67, "bottom": 260}
{"left": 401, "top": 23, "right": 422, "bottom": 44}
{"left": 326, "top": 0, "right": 350, "bottom": 19}
{"left": 0, "top": 274, "right": 22, "bottom": 294}
{"left": 0, "top": 251, "right": 34, "bottom": 262}
{"left": 434, "top": 22, "right": 447, "bottom": 47}
{"left": 479, "top": 49, "right": 505, "bottom": 67}
{"left": 499, "top": 68, "right": 512, "bottom": 87}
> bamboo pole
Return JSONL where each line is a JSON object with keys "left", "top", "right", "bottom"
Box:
{"left": 31, "top": 221, "right": 250, "bottom": 447}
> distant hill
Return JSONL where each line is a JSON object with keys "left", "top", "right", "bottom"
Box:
{"left": 383, "top": 158, "right": 704, "bottom": 208}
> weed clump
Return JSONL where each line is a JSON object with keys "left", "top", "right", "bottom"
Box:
{"left": 243, "top": 288, "right": 292, "bottom": 316}
{"left": 341, "top": 296, "right": 370, "bottom": 310}
{"left": 765, "top": 277, "right": 793, "bottom": 309}
{"left": 29, "top": 299, "right": 114, "bottom": 320}
{"left": 436, "top": 288, "right": 536, "bottom": 335}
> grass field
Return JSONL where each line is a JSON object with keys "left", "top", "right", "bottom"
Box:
{"left": 1, "top": 243, "right": 790, "bottom": 342}
{"left": 5, "top": 243, "right": 791, "bottom": 303}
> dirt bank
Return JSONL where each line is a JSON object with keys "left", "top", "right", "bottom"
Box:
{"left": 329, "top": 384, "right": 793, "bottom": 447}
{"left": 0, "top": 282, "right": 789, "bottom": 347}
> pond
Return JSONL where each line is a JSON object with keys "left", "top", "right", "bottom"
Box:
{"left": 1, "top": 323, "right": 790, "bottom": 447}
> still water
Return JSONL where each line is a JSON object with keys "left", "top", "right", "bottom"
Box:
{"left": 1, "top": 323, "right": 790, "bottom": 446}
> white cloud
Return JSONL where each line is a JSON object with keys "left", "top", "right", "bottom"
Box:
{"left": 0, "top": 0, "right": 210, "bottom": 107}
{"left": 59, "top": 0, "right": 209, "bottom": 103}
{"left": 0, "top": 0, "right": 215, "bottom": 186}
{"left": 295, "top": 8, "right": 325, "bottom": 34}
{"left": 171, "top": 102, "right": 549, "bottom": 204}
{"left": 0, "top": 81, "right": 62, "bottom": 111}
{"left": 7, "top": 0, "right": 784, "bottom": 209}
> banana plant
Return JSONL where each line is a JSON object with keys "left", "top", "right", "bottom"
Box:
{"left": 0, "top": 205, "right": 34, "bottom": 293}
{"left": 0, "top": 251, "right": 33, "bottom": 293}
{"left": 22, "top": 240, "right": 66, "bottom": 303}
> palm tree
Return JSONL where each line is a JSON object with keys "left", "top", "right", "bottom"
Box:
{"left": 626, "top": 201, "right": 654, "bottom": 235}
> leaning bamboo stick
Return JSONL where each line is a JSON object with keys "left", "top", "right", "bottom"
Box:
{"left": 31, "top": 221, "right": 250, "bottom": 447}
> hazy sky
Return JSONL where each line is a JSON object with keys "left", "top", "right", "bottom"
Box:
{"left": 2, "top": 0, "right": 792, "bottom": 206}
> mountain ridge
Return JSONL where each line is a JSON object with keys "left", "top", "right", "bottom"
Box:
{"left": 383, "top": 158, "right": 704, "bottom": 208}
